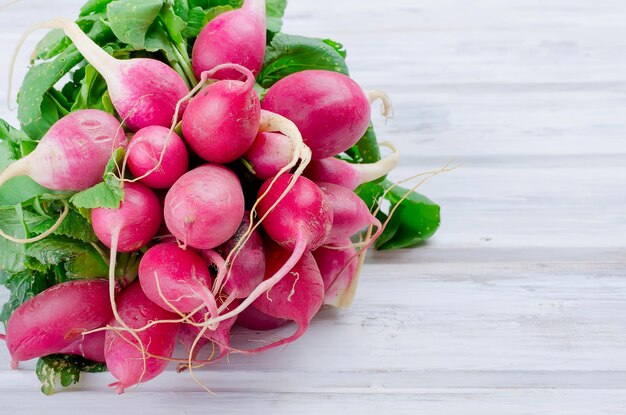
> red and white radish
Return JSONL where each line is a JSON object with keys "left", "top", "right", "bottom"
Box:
{"left": 126, "top": 126, "right": 188, "bottom": 189}
{"left": 92, "top": 182, "right": 162, "bottom": 253}
{"left": 313, "top": 242, "right": 359, "bottom": 307}
{"left": 246, "top": 241, "right": 324, "bottom": 353}
{"left": 243, "top": 132, "right": 294, "bottom": 180}
{"left": 192, "top": 0, "right": 266, "bottom": 80}
{"left": 0, "top": 109, "right": 126, "bottom": 191}
{"left": 105, "top": 282, "right": 180, "bottom": 394}
{"left": 138, "top": 242, "right": 218, "bottom": 318}
{"left": 317, "top": 181, "right": 382, "bottom": 245}
{"left": 304, "top": 147, "right": 400, "bottom": 191}
{"left": 164, "top": 164, "right": 245, "bottom": 250}
{"left": 5, "top": 279, "right": 111, "bottom": 368}
{"left": 181, "top": 64, "right": 260, "bottom": 164}
{"left": 13, "top": 18, "right": 190, "bottom": 131}
{"left": 262, "top": 70, "right": 371, "bottom": 159}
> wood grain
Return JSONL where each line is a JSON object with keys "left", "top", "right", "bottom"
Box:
{"left": 0, "top": 0, "right": 625, "bottom": 413}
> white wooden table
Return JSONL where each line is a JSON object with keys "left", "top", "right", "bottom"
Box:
{"left": 2, "top": 0, "right": 626, "bottom": 413}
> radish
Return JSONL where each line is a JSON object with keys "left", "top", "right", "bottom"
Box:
{"left": 13, "top": 18, "right": 190, "bottom": 131}
{"left": 59, "top": 331, "right": 107, "bottom": 363}
{"left": 262, "top": 70, "right": 371, "bottom": 159}
{"left": 126, "top": 126, "right": 189, "bottom": 189}
{"left": 0, "top": 110, "right": 126, "bottom": 191}
{"left": 208, "top": 214, "right": 265, "bottom": 300}
{"left": 164, "top": 164, "right": 245, "bottom": 250}
{"left": 246, "top": 241, "right": 324, "bottom": 353}
{"left": 316, "top": 181, "right": 382, "bottom": 245}
{"left": 181, "top": 64, "right": 260, "bottom": 164}
{"left": 243, "top": 132, "right": 294, "bottom": 180}
{"left": 192, "top": 0, "right": 266, "bottom": 80}
{"left": 105, "top": 282, "right": 180, "bottom": 394}
{"left": 203, "top": 174, "right": 332, "bottom": 326}
{"left": 5, "top": 279, "right": 112, "bottom": 368}
{"left": 237, "top": 304, "right": 288, "bottom": 331}
{"left": 138, "top": 242, "right": 218, "bottom": 318}
{"left": 92, "top": 182, "right": 162, "bottom": 253}
{"left": 313, "top": 242, "right": 359, "bottom": 307}
{"left": 304, "top": 148, "right": 400, "bottom": 191}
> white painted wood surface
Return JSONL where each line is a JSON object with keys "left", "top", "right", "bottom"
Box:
{"left": 1, "top": 0, "right": 626, "bottom": 413}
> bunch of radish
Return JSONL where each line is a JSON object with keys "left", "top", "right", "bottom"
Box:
{"left": 0, "top": 0, "right": 426, "bottom": 394}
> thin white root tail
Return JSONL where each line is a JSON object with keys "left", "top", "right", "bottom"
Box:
{"left": 366, "top": 90, "right": 394, "bottom": 120}
{"left": 0, "top": 198, "right": 69, "bottom": 244}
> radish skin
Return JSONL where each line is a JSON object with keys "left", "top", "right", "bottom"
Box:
{"left": 92, "top": 182, "right": 162, "bottom": 253}
{"left": 192, "top": 0, "right": 266, "bottom": 80}
{"left": 164, "top": 164, "right": 245, "bottom": 250}
{"left": 126, "top": 126, "right": 189, "bottom": 189}
{"left": 246, "top": 241, "right": 324, "bottom": 353}
{"left": 105, "top": 282, "right": 180, "bottom": 394}
{"left": 0, "top": 110, "right": 126, "bottom": 191}
{"left": 182, "top": 64, "right": 260, "bottom": 164}
{"left": 5, "top": 279, "right": 112, "bottom": 368}
{"left": 237, "top": 304, "right": 288, "bottom": 331}
{"left": 138, "top": 242, "right": 218, "bottom": 317}
{"left": 243, "top": 132, "right": 294, "bottom": 180}
{"left": 12, "top": 18, "right": 190, "bottom": 131}
{"left": 313, "top": 242, "right": 359, "bottom": 307}
{"left": 304, "top": 148, "right": 400, "bottom": 191}
{"left": 262, "top": 70, "right": 371, "bottom": 159}
{"left": 59, "top": 331, "right": 107, "bottom": 363}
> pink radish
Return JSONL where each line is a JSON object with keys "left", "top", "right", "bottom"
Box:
{"left": 59, "top": 331, "right": 107, "bottom": 363}
{"left": 138, "top": 242, "right": 218, "bottom": 318}
{"left": 243, "top": 132, "right": 294, "bottom": 180}
{"left": 126, "top": 126, "right": 189, "bottom": 189}
{"left": 12, "top": 18, "right": 190, "bottom": 131}
{"left": 192, "top": 0, "right": 266, "bottom": 80}
{"left": 181, "top": 64, "right": 260, "bottom": 164}
{"left": 304, "top": 149, "right": 400, "bottom": 191}
{"left": 207, "top": 214, "right": 265, "bottom": 300}
{"left": 5, "top": 279, "right": 112, "bottom": 368}
{"left": 262, "top": 70, "right": 371, "bottom": 159}
{"left": 164, "top": 164, "right": 244, "bottom": 250}
{"left": 92, "top": 182, "right": 162, "bottom": 253}
{"left": 0, "top": 110, "right": 126, "bottom": 191}
{"left": 105, "top": 282, "right": 180, "bottom": 394}
{"left": 313, "top": 242, "right": 359, "bottom": 307}
{"left": 237, "top": 304, "right": 288, "bottom": 331}
{"left": 316, "top": 181, "right": 382, "bottom": 245}
{"left": 202, "top": 174, "right": 332, "bottom": 326}
{"left": 246, "top": 241, "right": 324, "bottom": 353}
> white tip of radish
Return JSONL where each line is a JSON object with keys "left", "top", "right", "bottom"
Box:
{"left": 366, "top": 90, "right": 394, "bottom": 120}
{"left": 353, "top": 142, "right": 400, "bottom": 186}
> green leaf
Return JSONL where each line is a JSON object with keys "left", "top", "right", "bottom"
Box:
{"left": 107, "top": 0, "right": 166, "bottom": 49}
{"left": 266, "top": 0, "right": 287, "bottom": 34}
{"left": 70, "top": 64, "right": 112, "bottom": 112}
{"left": 181, "top": 5, "right": 233, "bottom": 39}
{"left": 257, "top": 33, "right": 350, "bottom": 89}
{"left": 356, "top": 180, "right": 441, "bottom": 250}
{"left": 322, "top": 39, "right": 347, "bottom": 59}
{"left": 31, "top": 209, "right": 97, "bottom": 243}
{"left": 0, "top": 269, "right": 55, "bottom": 324}
{"left": 33, "top": 29, "right": 72, "bottom": 61}
{"left": 36, "top": 355, "right": 107, "bottom": 396}
{"left": 70, "top": 148, "right": 125, "bottom": 209}
{"left": 173, "top": 0, "right": 190, "bottom": 20}
{"left": 18, "top": 21, "right": 114, "bottom": 139}
{"left": 0, "top": 206, "right": 49, "bottom": 273}
{"left": 354, "top": 125, "right": 382, "bottom": 164}
{"left": 26, "top": 236, "right": 108, "bottom": 279}
{"left": 80, "top": 0, "right": 115, "bottom": 16}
